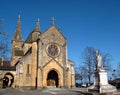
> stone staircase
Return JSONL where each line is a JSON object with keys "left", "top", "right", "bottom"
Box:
{"left": 46, "top": 86, "right": 56, "bottom": 89}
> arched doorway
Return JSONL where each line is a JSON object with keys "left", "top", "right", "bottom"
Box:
{"left": 47, "top": 70, "right": 59, "bottom": 87}
{"left": 2, "top": 73, "right": 14, "bottom": 88}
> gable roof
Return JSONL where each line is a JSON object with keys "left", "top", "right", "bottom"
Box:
{"left": 42, "top": 25, "right": 66, "bottom": 40}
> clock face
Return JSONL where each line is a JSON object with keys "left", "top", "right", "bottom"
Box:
{"left": 46, "top": 44, "right": 60, "bottom": 58}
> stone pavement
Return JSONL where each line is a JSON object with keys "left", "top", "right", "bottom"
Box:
{"left": 0, "top": 88, "right": 80, "bottom": 95}
{"left": 42, "top": 87, "right": 79, "bottom": 95}
{"left": 0, "top": 88, "right": 48, "bottom": 95}
{"left": 70, "top": 87, "right": 120, "bottom": 95}
{"left": 0, "top": 87, "right": 120, "bottom": 95}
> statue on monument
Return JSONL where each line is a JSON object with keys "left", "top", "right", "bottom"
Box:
{"left": 96, "top": 50, "right": 103, "bottom": 70}
{"left": 88, "top": 50, "right": 117, "bottom": 93}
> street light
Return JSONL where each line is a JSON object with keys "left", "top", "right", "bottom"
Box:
{"left": 112, "top": 69, "right": 116, "bottom": 79}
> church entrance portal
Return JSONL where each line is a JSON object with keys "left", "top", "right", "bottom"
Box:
{"left": 2, "top": 73, "right": 14, "bottom": 88}
{"left": 47, "top": 70, "right": 59, "bottom": 87}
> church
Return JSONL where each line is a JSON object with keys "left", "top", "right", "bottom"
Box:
{"left": 0, "top": 16, "right": 75, "bottom": 89}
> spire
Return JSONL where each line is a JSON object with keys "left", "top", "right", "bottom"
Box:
{"left": 12, "top": 15, "right": 23, "bottom": 42}
{"left": 33, "top": 18, "right": 40, "bottom": 32}
{"left": 16, "top": 14, "right": 21, "bottom": 32}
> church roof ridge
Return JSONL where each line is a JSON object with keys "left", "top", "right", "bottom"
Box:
{"left": 24, "top": 18, "right": 67, "bottom": 43}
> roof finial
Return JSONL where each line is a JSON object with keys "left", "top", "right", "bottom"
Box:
{"left": 33, "top": 18, "right": 40, "bottom": 32}
{"left": 37, "top": 18, "right": 40, "bottom": 24}
{"left": 18, "top": 14, "right": 20, "bottom": 19}
{"left": 51, "top": 16, "right": 55, "bottom": 25}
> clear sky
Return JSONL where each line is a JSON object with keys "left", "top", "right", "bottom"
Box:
{"left": 0, "top": 0, "right": 120, "bottom": 71}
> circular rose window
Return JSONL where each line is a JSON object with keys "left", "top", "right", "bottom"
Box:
{"left": 46, "top": 44, "right": 60, "bottom": 58}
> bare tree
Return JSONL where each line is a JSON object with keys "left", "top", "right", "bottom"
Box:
{"left": 75, "top": 67, "right": 83, "bottom": 83}
{"left": 116, "top": 62, "right": 120, "bottom": 78}
{"left": 80, "top": 66, "right": 88, "bottom": 83}
{"left": 81, "top": 47, "right": 96, "bottom": 84}
{"left": 81, "top": 47, "right": 111, "bottom": 84}
{"left": 75, "top": 66, "right": 88, "bottom": 84}
{"left": 0, "top": 19, "right": 9, "bottom": 59}
{"left": 101, "top": 52, "right": 112, "bottom": 71}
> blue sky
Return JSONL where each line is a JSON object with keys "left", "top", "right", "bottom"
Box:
{"left": 0, "top": 0, "right": 120, "bottom": 72}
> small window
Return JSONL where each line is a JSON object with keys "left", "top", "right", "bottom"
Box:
{"left": 27, "top": 64, "right": 30, "bottom": 74}
{"left": 15, "top": 50, "right": 24, "bottom": 56}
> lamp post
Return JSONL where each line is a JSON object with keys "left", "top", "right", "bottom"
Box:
{"left": 112, "top": 69, "right": 116, "bottom": 80}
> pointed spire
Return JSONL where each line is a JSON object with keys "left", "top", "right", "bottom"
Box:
{"left": 12, "top": 15, "right": 23, "bottom": 42}
{"left": 33, "top": 18, "right": 40, "bottom": 32}
{"left": 16, "top": 14, "right": 21, "bottom": 33}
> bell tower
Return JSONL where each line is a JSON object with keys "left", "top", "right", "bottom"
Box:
{"left": 11, "top": 15, "right": 23, "bottom": 66}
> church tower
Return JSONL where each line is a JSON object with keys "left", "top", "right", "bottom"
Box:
{"left": 31, "top": 18, "right": 41, "bottom": 42}
{"left": 11, "top": 15, "right": 23, "bottom": 66}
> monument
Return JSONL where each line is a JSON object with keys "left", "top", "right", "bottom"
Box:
{"left": 88, "top": 50, "right": 117, "bottom": 93}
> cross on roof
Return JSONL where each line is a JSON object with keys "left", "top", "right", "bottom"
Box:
{"left": 51, "top": 17, "right": 55, "bottom": 25}
{"left": 37, "top": 18, "right": 40, "bottom": 24}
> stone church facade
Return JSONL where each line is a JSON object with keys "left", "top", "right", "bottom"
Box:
{"left": 0, "top": 16, "right": 75, "bottom": 89}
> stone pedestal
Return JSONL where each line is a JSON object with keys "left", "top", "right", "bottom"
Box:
{"left": 99, "top": 70, "right": 117, "bottom": 93}
{"left": 88, "top": 69, "right": 117, "bottom": 93}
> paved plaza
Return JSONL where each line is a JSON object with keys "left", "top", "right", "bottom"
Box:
{"left": 0, "top": 87, "right": 120, "bottom": 95}
{"left": 0, "top": 88, "right": 83, "bottom": 95}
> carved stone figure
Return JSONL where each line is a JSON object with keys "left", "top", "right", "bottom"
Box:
{"left": 88, "top": 50, "right": 117, "bottom": 93}
{"left": 96, "top": 50, "right": 103, "bottom": 70}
